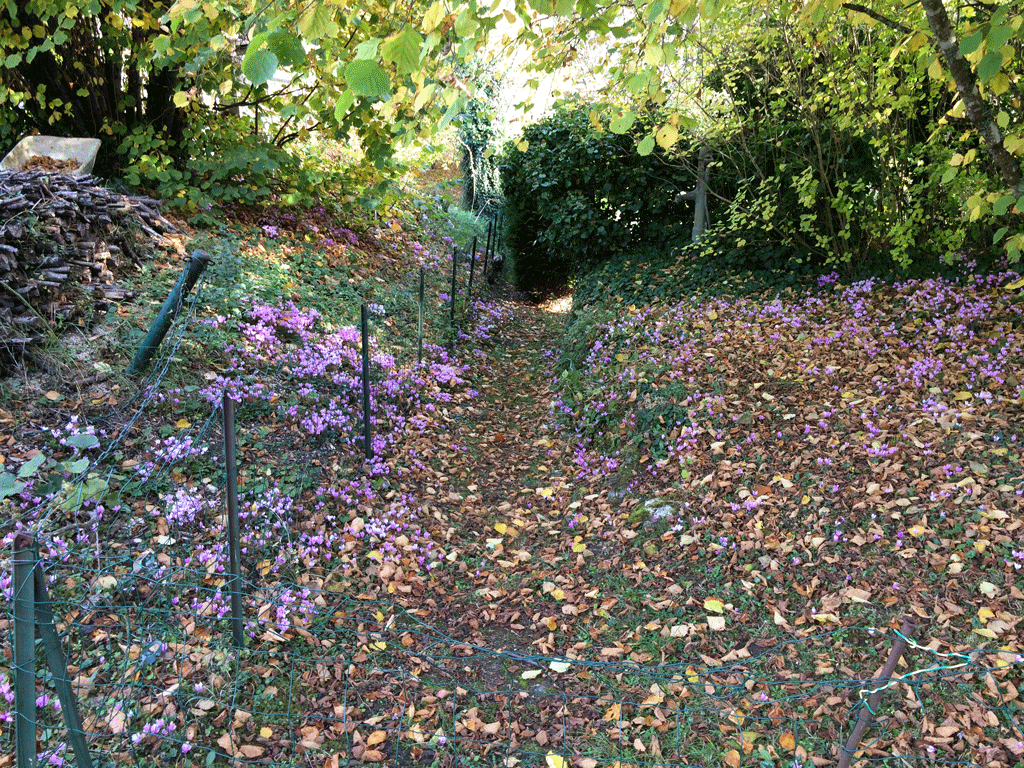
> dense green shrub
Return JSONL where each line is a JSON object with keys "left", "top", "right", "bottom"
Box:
{"left": 701, "top": 15, "right": 997, "bottom": 274}
{"left": 499, "top": 103, "right": 698, "bottom": 296}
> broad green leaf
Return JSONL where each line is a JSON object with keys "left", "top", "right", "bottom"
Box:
{"left": 345, "top": 59, "right": 391, "bottom": 98}
{"left": 0, "top": 472, "right": 24, "bottom": 500}
{"left": 66, "top": 457, "right": 90, "bottom": 474}
{"left": 994, "top": 194, "right": 1016, "bottom": 216}
{"left": 455, "top": 8, "right": 478, "bottom": 37}
{"left": 381, "top": 27, "right": 423, "bottom": 75}
{"left": 986, "top": 24, "right": 1014, "bottom": 50}
{"left": 554, "top": 0, "right": 575, "bottom": 14}
{"left": 637, "top": 134, "right": 655, "bottom": 156}
{"left": 977, "top": 50, "right": 1004, "bottom": 83}
{"left": 267, "top": 30, "right": 305, "bottom": 68}
{"left": 242, "top": 48, "right": 278, "bottom": 86}
{"left": 334, "top": 89, "right": 355, "bottom": 121}
{"left": 609, "top": 111, "right": 635, "bottom": 134}
{"left": 297, "top": 2, "right": 339, "bottom": 40}
{"left": 993, "top": 227, "right": 1008, "bottom": 244}
{"left": 18, "top": 452, "right": 47, "bottom": 478}
{"left": 989, "top": 72, "right": 1010, "bottom": 96}
{"left": 959, "top": 29, "right": 984, "bottom": 55}
{"left": 437, "top": 95, "right": 464, "bottom": 130}
{"left": 356, "top": 38, "right": 381, "bottom": 60}
{"left": 66, "top": 433, "right": 100, "bottom": 449}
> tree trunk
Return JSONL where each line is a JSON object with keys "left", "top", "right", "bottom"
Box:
{"left": 920, "top": 0, "right": 1023, "bottom": 194}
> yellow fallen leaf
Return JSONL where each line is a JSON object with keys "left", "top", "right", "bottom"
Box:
{"left": 549, "top": 661, "right": 571, "bottom": 673}
{"left": 545, "top": 752, "right": 566, "bottom": 768}
{"left": 521, "top": 669, "right": 543, "bottom": 680}
{"left": 724, "top": 748, "right": 741, "bottom": 768}
{"left": 259, "top": 726, "right": 273, "bottom": 738}
{"left": 369, "top": 641, "right": 386, "bottom": 651}
{"left": 367, "top": 730, "right": 387, "bottom": 747}
{"left": 615, "top": 353, "right": 628, "bottom": 362}
{"left": 811, "top": 612, "right": 840, "bottom": 624}
{"left": 707, "top": 310, "right": 718, "bottom": 320}
{"left": 494, "top": 522, "right": 507, "bottom": 535}
{"left": 551, "top": 588, "right": 566, "bottom": 601}
{"left": 978, "top": 607, "right": 995, "bottom": 623}
{"left": 1005, "top": 277, "right": 1024, "bottom": 290}
{"left": 685, "top": 665, "right": 700, "bottom": 684}
{"left": 979, "top": 581, "right": 999, "bottom": 598}
{"left": 779, "top": 733, "right": 796, "bottom": 751}
{"left": 176, "top": 418, "right": 191, "bottom": 429}
{"left": 537, "top": 487, "right": 554, "bottom": 497}
{"left": 545, "top": 616, "right": 557, "bottom": 631}
{"left": 704, "top": 597, "right": 725, "bottom": 613}
{"left": 707, "top": 615, "right": 727, "bottom": 631}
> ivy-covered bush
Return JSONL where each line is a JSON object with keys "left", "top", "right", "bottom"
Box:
{"left": 499, "top": 103, "right": 698, "bottom": 296}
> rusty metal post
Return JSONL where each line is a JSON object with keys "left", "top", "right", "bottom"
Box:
{"left": 837, "top": 616, "right": 916, "bottom": 768}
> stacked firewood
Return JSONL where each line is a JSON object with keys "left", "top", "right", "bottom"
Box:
{"left": 0, "top": 168, "right": 178, "bottom": 357}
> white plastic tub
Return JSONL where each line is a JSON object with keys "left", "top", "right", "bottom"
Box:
{"left": 1, "top": 135, "right": 101, "bottom": 176}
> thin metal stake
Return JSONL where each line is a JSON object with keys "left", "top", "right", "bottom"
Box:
{"left": 837, "top": 616, "right": 916, "bottom": 768}
{"left": 449, "top": 245, "right": 458, "bottom": 340}
{"left": 13, "top": 534, "right": 37, "bottom": 768}
{"left": 33, "top": 564, "right": 94, "bottom": 768}
{"left": 483, "top": 218, "right": 493, "bottom": 278}
{"left": 223, "top": 394, "right": 245, "bottom": 649}
{"left": 417, "top": 267, "right": 425, "bottom": 365}
{"left": 361, "top": 304, "right": 373, "bottom": 459}
{"left": 467, "top": 235, "right": 478, "bottom": 303}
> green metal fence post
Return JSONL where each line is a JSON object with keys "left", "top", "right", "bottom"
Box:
{"left": 33, "top": 562, "right": 95, "bottom": 768}
{"left": 223, "top": 393, "right": 245, "bottom": 649}
{"left": 127, "top": 249, "right": 211, "bottom": 376}
{"left": 13, "top": 533, "right": 37, "bottom": 768}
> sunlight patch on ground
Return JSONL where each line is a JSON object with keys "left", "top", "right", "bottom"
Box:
{"left": 540, "top": 293, "right": 573, "bottom": 314}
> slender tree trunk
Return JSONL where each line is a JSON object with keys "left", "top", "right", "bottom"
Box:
{"left": 920, "top": 0, "right": 1023, "bottom": 194}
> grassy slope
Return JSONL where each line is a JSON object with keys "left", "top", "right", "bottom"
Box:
{"left": 1, "top": 189, "right": 1023, "bottom": 768}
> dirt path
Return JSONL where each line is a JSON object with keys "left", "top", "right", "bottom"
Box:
{"left": 391, "top": 297, "right": 619, "bottom": 660}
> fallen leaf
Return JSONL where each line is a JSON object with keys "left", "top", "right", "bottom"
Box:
{"left": 704, "top": 597, "right": 725, "bottom": 613}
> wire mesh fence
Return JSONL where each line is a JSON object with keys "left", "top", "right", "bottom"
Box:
{"left": 2, "top": 237, "right": 1023, "bottom": 768}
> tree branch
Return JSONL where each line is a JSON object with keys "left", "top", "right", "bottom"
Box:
{"left": 920, "top": 0, "right": 1023, "bottom": 194}
{"left": 842, "top": 3, "right": 913, "bottom": 36}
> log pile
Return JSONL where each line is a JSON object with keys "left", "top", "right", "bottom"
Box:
{"left": 0, "top": 168, "right": 178, "bottom": 366}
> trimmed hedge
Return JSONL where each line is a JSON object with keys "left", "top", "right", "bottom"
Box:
{"left": 499, "top": 104, "right": 698, "bottom": 296}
